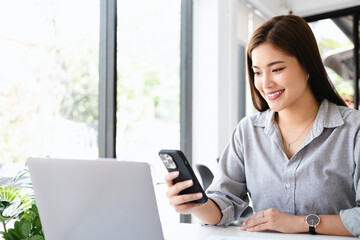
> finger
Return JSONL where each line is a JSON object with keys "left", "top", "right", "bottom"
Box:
{"left": 241, "top": 218, "right": 268, "bottom": 231}
{"left": 241, "top": 218, "right": 267, "bottom": 230}
{"left": 166, "top": 179, "right": 193, "bottom": 197}
{"left": 169, "top": 192, "right": 203, "bottom": 206}
{"left": 241, "top": 211, "right": 267, "bottom": 230}
{"left": 246, "top": 222, "right": 271, "bottom": 232}
{"left": 242, "top": 211, "right": 264, "bottom": 224}
{"left": 164, "top": 171, "right": 179, "bottom": 187}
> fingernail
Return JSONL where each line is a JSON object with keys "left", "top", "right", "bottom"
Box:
{"left": 196, "top": 193, "right": 202, "bottom": 198}
{"left": 172, "top": 171, "right": 179, "bottom": 176}
{"left": 187, "top": 180, "right": 193, "bottom": 186}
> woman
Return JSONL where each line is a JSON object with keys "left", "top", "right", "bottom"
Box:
{"left": 165, "top": 15, "right": 360, "bottom": 237}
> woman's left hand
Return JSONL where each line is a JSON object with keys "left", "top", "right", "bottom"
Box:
{"left": 240, "top": 208, "right": 307, "bottom": 233}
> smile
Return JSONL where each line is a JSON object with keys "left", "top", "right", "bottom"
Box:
{"left": 266, "top": 89, "right": 284, "bottom": 100}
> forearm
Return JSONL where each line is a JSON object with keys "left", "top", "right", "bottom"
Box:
{"left": 193, "top": 199, "right": 222, "bottom": 225}
{"left": 241, "top": 208, "right": 354, "bottom": 236}
{"left": 316, "top": 215, "right": 352, "bottom": 236}
{"left": 294, "top": 215, "right": 352, "bottom": 236}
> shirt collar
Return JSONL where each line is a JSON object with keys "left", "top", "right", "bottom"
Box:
{"left": 250, "top": 98, "right": 344, "bottom": 131}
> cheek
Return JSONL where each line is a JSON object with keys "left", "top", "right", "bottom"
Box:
{"left": 290, "top": 75, "right": 308, "bottom": 90}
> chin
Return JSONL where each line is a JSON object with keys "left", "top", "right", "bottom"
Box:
{"left": 267, "top": 103, "right": 285, "bottom": 112}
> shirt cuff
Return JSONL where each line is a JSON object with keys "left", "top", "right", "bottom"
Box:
{"left": 207, "top": 194, "right": 235, "bottom": 226}
{"left": 339, "top": 208, "right": 360, "bottom": 237}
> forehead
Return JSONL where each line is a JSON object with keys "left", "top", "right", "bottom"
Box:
{"left": 251, "top": 43, "right": 293, "bottom": 66}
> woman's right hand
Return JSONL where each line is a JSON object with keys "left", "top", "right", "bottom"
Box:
{"left": 164, "top": 171, "right": 206, "bottom": 214}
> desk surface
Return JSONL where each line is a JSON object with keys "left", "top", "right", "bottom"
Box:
{"left": 163, "top": 223, "right": 356, "bottom": 240}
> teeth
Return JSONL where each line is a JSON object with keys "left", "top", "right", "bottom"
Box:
{"left": 268, "top": 90, "right": 284, "bottom": 97}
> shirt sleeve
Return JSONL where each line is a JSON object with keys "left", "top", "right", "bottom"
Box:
{"left": 339, "top": 134, "right": 360, "bottom": 237}
{"left": 205, "top": 122, "right": 250, "bottom": 226}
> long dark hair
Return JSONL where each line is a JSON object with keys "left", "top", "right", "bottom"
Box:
{"left": 246, "top": 15, "right": 346, "bottom": 111}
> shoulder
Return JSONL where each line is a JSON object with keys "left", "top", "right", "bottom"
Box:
{"left": 234, "top": 110, "right": 273, "bottom": 139}
{"left": 333, "top": 104, "right": 360, "bottom": 140}
{"left": 337, "top": 105, "right": 360, "bottom": 121}
{"left": 320, "top": 99, "right": 360, "bottom": 129}
{"left": 238, "top": 109, "right": 272, "bottom": 128}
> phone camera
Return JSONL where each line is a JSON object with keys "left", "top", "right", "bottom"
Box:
{"left": 160, "top": 154, "right": 177, "bottom": 169}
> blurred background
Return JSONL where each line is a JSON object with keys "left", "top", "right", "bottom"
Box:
{"left": 0, "top": 0, "right": 359, "bottom": 224}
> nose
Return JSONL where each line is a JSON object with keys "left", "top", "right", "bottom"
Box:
{"left": 262, "top": 73, "right": 273, "bottom": 89}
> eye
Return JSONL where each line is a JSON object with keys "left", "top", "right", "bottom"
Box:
{"left": 272, "top": 67, "right": 285, "bottom": 73}
{"left": 253, "top": 71, "right": 261, "bottom": 76}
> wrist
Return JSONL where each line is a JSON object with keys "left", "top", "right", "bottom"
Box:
{"left": 193, "top": 199, "right": 222, "bottom": 225}
{"left": 295, "top": 215, "right": 309, "bottom": 233}
{"left": 305, "top": 214, "right": 320, "bottom": 234}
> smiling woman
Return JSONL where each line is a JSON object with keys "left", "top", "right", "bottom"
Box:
{"left": 163, "top": 14, "right": 360, "bottom": 238}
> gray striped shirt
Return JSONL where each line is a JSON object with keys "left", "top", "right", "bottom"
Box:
{"left": 207, "top": 99, "right": 360, "bottom": 237}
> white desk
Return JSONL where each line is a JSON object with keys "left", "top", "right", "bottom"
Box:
{"left": 163, "top": 223, "right": 357, "bottom": 240}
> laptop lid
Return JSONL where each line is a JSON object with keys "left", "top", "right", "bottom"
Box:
{"left": 27, "top": 158, "right": 164, "bottom": 240}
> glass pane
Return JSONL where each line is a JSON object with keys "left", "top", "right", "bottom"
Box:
{"left": 116, "top": 0, "right": 181, "bottom": 225}
{"left": 308, "top": 16, "right": 355, "bottom": 107}
{"left": 0, "top": 0, "right": 100, "bottom": 177}
{"left": 116, "top": 0, "right": 181, "bottom": 174}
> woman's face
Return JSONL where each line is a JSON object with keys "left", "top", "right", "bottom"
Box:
{"left": 251, "top": 43, "right": 312, "bottom": 112}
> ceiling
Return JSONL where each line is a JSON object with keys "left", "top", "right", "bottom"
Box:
{"left": 245, "top": 0, "right": 360, "bottom": 19}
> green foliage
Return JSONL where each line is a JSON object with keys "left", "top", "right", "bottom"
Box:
{"left": 3, "top": 205, "right": 44, "bottom": 240}
{"left": 318, "top": 38, "right": 344, "bottom": 55}
{"left": 60, "top": 45, "right": 98, "bottom": 124}
{"left": 0, "top": 169, "right": 44, "bottom": 240}
{"left": 0, "top": 185, "right": 30, "bottom": 228}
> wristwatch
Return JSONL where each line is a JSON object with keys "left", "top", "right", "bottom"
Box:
{"left": 305, "top": 214, "right": 320, "bottom": 234}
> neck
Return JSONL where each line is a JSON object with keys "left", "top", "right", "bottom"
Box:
{"left": 277, "top": 92, "right": 320, "bottom": 126}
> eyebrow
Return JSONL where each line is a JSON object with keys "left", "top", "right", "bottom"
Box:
{"left": 252, "top": 60, "right": 285, "bottom": 69}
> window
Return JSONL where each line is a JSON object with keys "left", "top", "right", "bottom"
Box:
{"left": 0, "top": 0, "right": 100, "bottom": 176}
{"left": 309, "top": 17, "right": 354, "bottom": 106}
{"left": 115, "top": 0, "right": 182, "bottom": 225}
{"left": 116, "top": 0, "right": 181, "bottom": 178}
{"left": 305, "top": 9, "right": 360, "bottom": 109}
{"left": 0, "top": 0, "right": 184, "bottom": 175}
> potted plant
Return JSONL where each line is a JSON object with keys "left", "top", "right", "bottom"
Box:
{"left": 0, "top": 169, "right": 44, "bottom": 240}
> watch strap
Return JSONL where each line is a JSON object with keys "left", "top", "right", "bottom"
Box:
{"left": 309, "top": 226, "right": 316, "bottom": 235}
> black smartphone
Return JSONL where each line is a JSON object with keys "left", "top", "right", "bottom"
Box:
{"left": 158, "top": 149, "right": 208, "bottom": 204}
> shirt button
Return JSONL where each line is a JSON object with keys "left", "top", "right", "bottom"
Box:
{"left": 285, "top": 183, "right": 291, "bottom": 189}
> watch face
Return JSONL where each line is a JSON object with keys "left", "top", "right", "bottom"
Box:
{"left": 306, "top": 214, "right": 320, "bottom": 227}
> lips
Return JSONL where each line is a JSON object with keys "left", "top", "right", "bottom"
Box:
{"left": 266, "top": 89, "right": 284, "bottom": 100}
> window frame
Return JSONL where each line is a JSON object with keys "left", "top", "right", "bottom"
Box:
{"left": 98, "top": 0, "right": 192, "bottom": 159}
{"left": 304, "top": 6, "right": 360, "bottom": 110}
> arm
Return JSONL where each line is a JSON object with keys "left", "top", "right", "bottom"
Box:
{"left": 164, "top": 122, "right": 250, "bottom": 226}
{"left": 316, "top": 215, "right": 352, "bottom": 236}
{"left": 192, "top": 199, "right": 222, "bottom": 225}
{"left": 164, "top": 171, "right": 222, "bottom": 225}
{"left": 240, "top": 209, "right": 352, "bottom": 236}
{"left": 205, "top": 122, "right": 250, "bottom": 226}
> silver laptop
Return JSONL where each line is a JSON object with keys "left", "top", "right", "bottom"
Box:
{"left": 27, "top": 158, "right": 165, "bottom": 240}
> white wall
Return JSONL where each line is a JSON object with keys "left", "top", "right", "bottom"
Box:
{"left": 192, "top": 0, "right": 239, "bottom": 172}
